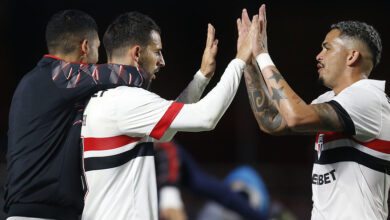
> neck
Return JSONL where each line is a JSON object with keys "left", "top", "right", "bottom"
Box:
{"left": 109, "top": 57, "right": 136, "bottom": 66}
{"left": 332, "top": 69, "right": 367, "bottom": 95}
{"left": 50, "top": 52, "right": 85, "bottom": 63}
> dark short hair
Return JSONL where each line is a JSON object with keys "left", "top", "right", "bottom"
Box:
{"left": 331, "top": 21, "right": 382, "bottom": 67}
{"left": 45, "top": 10, "right": 98, "bottom": 54}
{"left": 103, "top": 11, "right": 161, "bottom": 59}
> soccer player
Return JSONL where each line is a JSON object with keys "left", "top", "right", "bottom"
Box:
{"left": 244, "top": 5, "right": 388, "bottom": 220}
{"left": 5, "top": 9, "right": 216, "bottom": 220}
{"left": 80, "top": 11, "right": 258, "bottom": 220}
{"left": 5, "top": 10, "right": 111, "bottom": 220}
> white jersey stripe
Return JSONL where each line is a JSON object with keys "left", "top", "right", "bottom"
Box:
{"left": 316, "top": 133, "right": 390, "bottom": 161}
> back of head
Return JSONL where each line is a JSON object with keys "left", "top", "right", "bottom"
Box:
{"left": 103, "top": 11, "right": 161, "bottom": 60}
{"left": 331, "top": 21, "right": 382, "bottom": 69}
{"left": 45, "top": 10, "right": 98, "bottom": 55}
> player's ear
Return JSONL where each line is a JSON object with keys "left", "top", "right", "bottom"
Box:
{"left": 80, "top": 39, "right": 89, "bottom": 56}
{"left": 346, "top": 50, "right": 360, "bottom": 66}
{"left": 128, "top": 45, "right": 141, "bottom": 63}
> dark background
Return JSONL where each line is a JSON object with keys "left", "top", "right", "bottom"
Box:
{"left": 1, "top": 0, "right": 389, "bottom": 219}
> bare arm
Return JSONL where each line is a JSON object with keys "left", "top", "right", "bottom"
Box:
{"left": 166, "top": 15, "right": 257, "bottom": 133}
{"left": 250, "top": 5, "right": 344, "bottom": 134}
{"left": 244, "top": 60, "right": 290, "bottom": 135}
{"left": 259, "top": 66, "right": 344, "bottom": 133}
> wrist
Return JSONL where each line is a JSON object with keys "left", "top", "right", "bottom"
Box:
{"left": 256, "top": 53, "right": 275, "bottom": 71}
{"left": 196, "top": 70, "right": 212, "bottom": 82}
{"left": 199, "top": 71, "right": 213, "bottom": 79}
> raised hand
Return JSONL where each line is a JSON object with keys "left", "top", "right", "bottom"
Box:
{"left": 236, "top": 14, "right": 259, "bottom": 64}
{"left": 200, "top": 24, "right": 218, "bottom": 78}
{"left": 252, "top": 4, "right": 268, "bottom": 56}
{"left": 236, "top": 9, "right": 251, "bottom": 52}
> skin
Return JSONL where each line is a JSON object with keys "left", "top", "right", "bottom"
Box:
{"left": 110, "top": 25, "right": 219, "bottom": 87}
{"left": 316, "top": 29, "right": 368, "bottom": 94}
{"left": 138, "top": 30, "right": 166, "bottom": 81}
{"left": 159, "top": 18, "right": 258, "bottom": 220}
{"left": 160, "top": 208, "right": 187, "bottom": 220}
{"left": 83, "top": 32, "right": 100, "bottom": 64}
{"left": 243, "top": 4, "right": 373, "bottom": 135}
{"left": 51, "top": 32, "right": 100, "bottom": 64}
{"left": 109, "top": 24, "right": 221, "bottom": 220}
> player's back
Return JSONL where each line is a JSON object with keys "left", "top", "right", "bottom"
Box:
{"left": 5, "top": 57, "right": 85, "bottom": 218}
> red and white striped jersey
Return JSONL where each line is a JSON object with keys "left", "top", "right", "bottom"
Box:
{"left": 311, "top": 79, "right": 390, "bottom": 220}
{"left": 81, "top": 87, "right": 184, "bottom": 220}
{"left": 80, "top": 59, "right": 246, "bottom": 220}
{"left": 80, "top": 59, "right": 245, "bottom": 220}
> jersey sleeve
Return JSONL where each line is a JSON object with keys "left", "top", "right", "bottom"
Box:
{"left": 117, "top": 58, "right": 245, "bottom": 138}
{"left": 331, "top": 85, "right": 381, "bottom": 140}
{"left": 115, "top": 87, "right": 184, "bottom": 140}
{"left": 176, "top": 70, "right": 211, "bottom": 103}
{"left": 168, "top": 59, "right": 245, "bottom": 132}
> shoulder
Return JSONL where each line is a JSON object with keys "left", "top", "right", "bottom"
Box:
{"left": 311, "top": 90, "right": 335, "bottom": 104}
{"left": 108, "top": 86, "right": 171, "bottom": 110}
{"left": 335, "top": 79, "right": 384, "bottom": 104}
{"left": 111, "top": 86, "right": 163, "bottom": 100}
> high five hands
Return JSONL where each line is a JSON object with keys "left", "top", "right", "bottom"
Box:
{"left": 236, "top": 4, "right": 268, "bottom": 63}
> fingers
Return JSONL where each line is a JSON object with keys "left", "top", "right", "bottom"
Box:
{"left": 211, "top": 38, "right": 218, "bottom": 54}
{"left": 259, "top": 4, "right": 266, "bottom": 33}
{"left": 213, "top": 39, "right": 219, "bottom": 48}
{"left": 263, "top": 4, "right": 267, "bottom": 25}
{"left": 250, "top": 15, "right": 259, "bottom": 32}
{"left": 206, "top": 23, "right": 215, "bottom": 48}
{"left": 237, "top": 18, "right": 242, "bottom": 35}
{"left": 242, "top": 9, "right": 251, "bottom": 28}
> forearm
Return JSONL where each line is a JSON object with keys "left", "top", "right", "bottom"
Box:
{"left": 176, "top": 71, "right": 211, "bottom": 103}
{"left": 169, "top": 59, "right": 245, "bottom": 131}
{"left": 157, "top": 71, "right": 211, "bottom": 141}
{"left": 255, "top": 54, "right": 320, "bottom": 132}
{"left": 244, "top": 60, "right": 290, "bottom": 135}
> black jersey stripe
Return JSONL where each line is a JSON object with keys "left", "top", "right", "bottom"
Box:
{"left": 315, "top": 147, "right": 390, "bottom": 173}
{"left": 84, "top": 142, "right": 154, "bottom": 171}
{"left": 327, "top": 100, "right": 356, "bottom": 135}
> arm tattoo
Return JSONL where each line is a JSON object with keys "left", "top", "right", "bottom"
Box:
{"left": 270, "top": 86, "right": 286, "bottom": 106}
{"left": 268, "top": 70, "right": 287, "bottom": 106}
{"left": 312, "top": 103, "right": 343, "bottom": 131}
{"left": 260, "top": 108, "right": 283, "bottom": 131}
{"left": 244, "top": 62, "right": 288, "bottom": 133}
{"left": 248, "top": 90, "right": 268, "bottom": 112}
{"left": 268, "top": 71, "right": 284, "bottom": 83}
{"left": 247, "top": 88, "right": 283, "bottom": 131}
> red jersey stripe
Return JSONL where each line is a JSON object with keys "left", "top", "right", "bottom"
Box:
{"left": 316, "top": 132, "right": 390, "bottom": 154}
{"left": 355, "top": 139, "right": 390, "bottom": 154}
{"left": 150, "top": 102, "right": 184, "bottom": 140}
{"left": 83, "top": 135, "right": 141, "bottom": 152}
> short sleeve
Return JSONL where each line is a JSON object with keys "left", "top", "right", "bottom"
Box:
{"left": 115, "top": 87, "right": 184, "bottom": 140}
{"left": 332, "top": 86, "right": 381, "bottom": 140}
